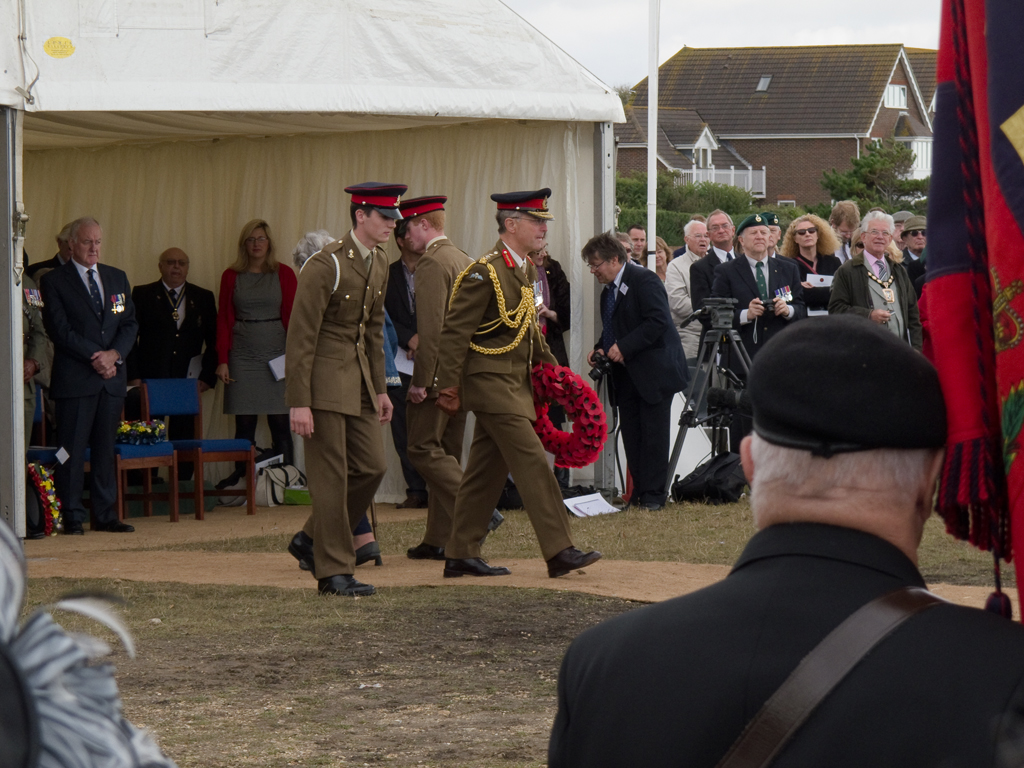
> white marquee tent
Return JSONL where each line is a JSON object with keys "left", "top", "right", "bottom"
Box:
{"left": 0, "top": 0, "right": 624, "bottom": 527}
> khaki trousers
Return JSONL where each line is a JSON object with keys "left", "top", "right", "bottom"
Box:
{"left": 407, "top": 399, "right": 466, "bottom": 548}
{"left": 301, "top": 391, "right": 386, "bottom": 577}
{"left": 446, "top": 411, "right": 572, "bottom": 561}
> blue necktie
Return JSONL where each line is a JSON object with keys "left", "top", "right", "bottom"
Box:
{"left": 87, "top": 269, "right": 103, "bottom": 315}
{"left": 601, "top": 284, "right": 617, "bottom": 351}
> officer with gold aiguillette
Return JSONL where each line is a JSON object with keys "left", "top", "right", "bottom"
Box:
{"left": 434, "top": 188, "right": 601, "bottom": 578}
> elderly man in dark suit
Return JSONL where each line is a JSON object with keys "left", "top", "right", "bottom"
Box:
{"left": 126, "top": 247, "right": 218, "bottom": 480}
{"left": 551, "top": 316, "right": 1024, "bottom": 768}
{"left": 586, "top": 231, "right": 689, "bottom": 510}
{"left": 384, "top": 221, "right": 428, "bottom": 509}
{"left": 41, "top": 217, "right": 138, "bottom": 534}
{"left": 711, "top": 213, "right": 805, "bottom": 447}
{"left": 689, "top": 209, "right": 736, "bottom": 313}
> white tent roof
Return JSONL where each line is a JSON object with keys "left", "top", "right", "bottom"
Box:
{"left": 3, "top": 0, "right": 624, "bottom": 149}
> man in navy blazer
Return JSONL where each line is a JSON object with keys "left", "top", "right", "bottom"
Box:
{"left": 584, "top": 232, "right": 688, "bottom": 509}
{"left": 41, "top": 217, "right": 138, "bottom": 534}
{"left": 711, "top": 213, "right": 805, "bottom": 447}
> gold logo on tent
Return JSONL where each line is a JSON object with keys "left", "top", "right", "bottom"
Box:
{"left": 43, "top": 37, "right": 75, "bottom": 59}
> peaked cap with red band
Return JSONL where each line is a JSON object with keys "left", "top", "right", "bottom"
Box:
{"left": 398, "top": 195, "right": 447, "bottom": 218}
{"left": 344, "top": 182, "right": 408, "bottom": 220}
{"left": 491, "top": 188, "right": 554, "bottom": 220}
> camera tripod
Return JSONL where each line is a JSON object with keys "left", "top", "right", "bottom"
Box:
{"left": 664, "top": 299, "right": 752, "bottom": 496}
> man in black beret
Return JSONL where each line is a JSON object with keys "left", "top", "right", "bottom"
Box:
{"left": 550, "top": 315, "right": 1024, "bottom": 768}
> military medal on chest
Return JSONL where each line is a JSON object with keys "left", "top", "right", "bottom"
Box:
{"left": 110, "top": 293, "right": 126, "bottom": 314}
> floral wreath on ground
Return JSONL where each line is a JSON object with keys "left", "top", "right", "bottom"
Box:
{"left": 27, "top": 462, "right": 61, "bottom": 535}
{"left": 531, "top": 362, "right": 608, "bottom": 468}
{"left": 116, "top": 420, "right": 167, "bottom": 445}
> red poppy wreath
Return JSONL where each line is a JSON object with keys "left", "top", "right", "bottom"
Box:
{"left": 531, "top": 362, "right": 608, "bottom": 468}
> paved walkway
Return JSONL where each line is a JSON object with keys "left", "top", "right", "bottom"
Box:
{"left": 23, "top": 504, "right": 1004, "bottom": 608}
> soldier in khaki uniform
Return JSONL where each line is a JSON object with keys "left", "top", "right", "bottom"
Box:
{"left": 435, "top": 188, "right": 601, "bottom": 578}
{"left": 285, "top": 182, "right": 404, "bottom": 596}
{"left": 22, "top": 274, "right": 49, "bottom": 449}
{"left": 400, "top": 196, "right": 475, "bottom": 559}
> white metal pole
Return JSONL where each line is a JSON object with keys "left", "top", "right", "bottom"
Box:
{"left": 645, "top": 0, "right": 660, "bottom": 270}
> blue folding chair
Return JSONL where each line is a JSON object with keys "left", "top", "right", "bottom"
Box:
{"left": 142, "top": 379, "right": 256, "bottom": 518}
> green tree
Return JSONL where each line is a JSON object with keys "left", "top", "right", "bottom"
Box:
{"left": 820, "top": 139, "right": 929, "bottom": 213}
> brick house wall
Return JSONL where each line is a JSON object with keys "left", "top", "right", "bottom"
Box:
{"left": 727, "top": 137, "right": 861, "bottom": 206}
{"left": 617, "top": 147, "right": 672, "bottom": 175}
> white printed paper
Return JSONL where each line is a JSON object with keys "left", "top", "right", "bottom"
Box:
{"left": 55, "top": 447, "right": 70, "bottom": 465}
{"left": 186, "top": 354, "right": 203, "bottom": 379}
{"left": 564, "top": 493, "right": 619, "bottom": 518}
{"left": 806, "top": 274, "right": 833, "bottom": 287}
{"left": 394, "top": 350, "right": 415, "bottom": 376}
{"left": 268, "top": 354, "right": 286, "bottom": 381}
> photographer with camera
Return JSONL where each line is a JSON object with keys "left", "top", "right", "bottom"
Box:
{"left": 584, "top": 232, "right": 688, "bottom": 510}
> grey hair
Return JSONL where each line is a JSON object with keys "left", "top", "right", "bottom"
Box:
{"left": 292, "top": 230, "right": 334, "bottom": 269}
{"left": 861, "top": 211, "right": 895, "bottom": 235}
{"left": 707, "top": 209, "right": 734, "bottom": 227}
{"left": 68, "top": 216, "right": 101, "bottom": 242}
{"left": 56, "top": 222, "right": 74, "bottom": 244}
{"left": 683, "top": 219, "right": 707, "bottom": 238}
{"left": 748, "top": 432, "right": 937, "bottom": 512}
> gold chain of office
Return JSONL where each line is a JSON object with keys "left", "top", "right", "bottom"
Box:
{"left": 449, "top": 258, "right": 536, "bottom": 355}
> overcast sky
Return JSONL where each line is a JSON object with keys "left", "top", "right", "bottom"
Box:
{"left": 500, "top": 0, "right": 942, "bottom": 89}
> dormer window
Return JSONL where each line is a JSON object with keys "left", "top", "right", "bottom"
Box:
{"left": 756, "top": 75, "right": 772, "bottom": 92}
{"left": 884, "top": 84, "right": 908, "bottom": 108}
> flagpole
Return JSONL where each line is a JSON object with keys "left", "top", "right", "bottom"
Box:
{"left": 646, "top": 0, "right": 660, "bottom": 270}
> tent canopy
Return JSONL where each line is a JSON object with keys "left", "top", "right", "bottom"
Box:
{"left": 4, "top": 0, "right": 623, "bottom": 149}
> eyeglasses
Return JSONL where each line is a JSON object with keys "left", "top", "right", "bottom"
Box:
{"left": 245, "top": 236, "right": 269, "bottom": 245}
{"left": 865, "top": 230, "right": 891, "bottom": 238}
{"left": 853, "top": 242, "right": 864, "bottom": 250}
{"left": 905, "top": 229, "right": 926, "bottom": 237}
{"left": 794, "top": 226, "right": 817, "bottom": 236}
{"left": 708, "top": 224, "right": 732, "bottom": 232}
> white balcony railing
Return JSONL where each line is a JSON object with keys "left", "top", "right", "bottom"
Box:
{"left": 675, "top": 166, "right": 767, "bottom": 198}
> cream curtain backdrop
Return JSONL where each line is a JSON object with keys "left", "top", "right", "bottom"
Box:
{"left": 23, "top": 119, "right": 596, "bottom": 501}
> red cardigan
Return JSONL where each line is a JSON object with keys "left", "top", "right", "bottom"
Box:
{"left": 216, "top": 265, "right": 297, "bottom": 365}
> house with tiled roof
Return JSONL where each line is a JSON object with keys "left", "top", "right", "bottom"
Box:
{"left": 626, "top": 44, "right": 936, "bottom": 206}
{"left": 616, "top": 106, "right": 767, "bottom": 196}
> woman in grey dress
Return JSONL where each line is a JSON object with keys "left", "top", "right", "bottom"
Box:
{"left": 215, "top": 219, "right": 298, "bottom": 487}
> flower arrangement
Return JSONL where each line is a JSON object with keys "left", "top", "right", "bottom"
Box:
{"left": 27, "top": 462, "right": 61, "bottom": 535}
{"left": 116, "top": 420, "right": 167, "bottom": 445}
{"left": 531, "top": 362, "right": 608, "bottom": 468}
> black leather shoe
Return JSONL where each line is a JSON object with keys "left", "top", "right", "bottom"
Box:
{"left": 94, "top": 521, "right": 135, "bottom": 533}
{"left": 24, "top": 531, "right": 46, "bottom": 540}
{"left": 288, "top": 531, "right": 315, "bottom": 575}
{"left": 355, "top": 541, "right": 383, "bottom": 567}
{"left": 407, "top": 542, "right": 446, "bottom": 560}
{"left": 546, "top": 547, "right": 602, "bottom": 578}
{"left": 443, "top": 557, "right": 512, "bottom": 578}
{"left": 397, "top": 493, "right": 429, "bottom": 509}
{"left": 63, "top": 521, "right": 84, "bottom": 535}
{"left": 318, "top": 575, "right": 375, "bottom": 596}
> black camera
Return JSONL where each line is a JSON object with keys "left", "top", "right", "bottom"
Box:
{"left": 707, "top": 387, "right": 751, "bottom": 415}
{"left": 589, "top": 350, "right": 613, "bottom": 382}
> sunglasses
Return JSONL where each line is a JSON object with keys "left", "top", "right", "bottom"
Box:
{"left": 905, "top": 229, "right": 926, "bottom": 237}
{"left": 794, "top": 226, "right": 817, "bottom": 236}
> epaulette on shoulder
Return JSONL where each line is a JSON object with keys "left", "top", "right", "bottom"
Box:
{"left": 322, "top": 239, "right": 345, "bottom": 254}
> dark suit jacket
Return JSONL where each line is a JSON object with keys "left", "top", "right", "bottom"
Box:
{"left": 689, "top": 251, "right": 724, "bottom": 314}
{"left": 126, "top": 280, "right": 218, "bottom": 388}
{"left": 903, "top": 248, "right": 926, "bottom": 297}
{"left": 550, "top": 523, "right": 1024, "bottom": 768}
{"left": 385, "top": 258, "right": 416, "bottom": 350}
{"left": 600, "top": 262, "right": 688, "bottom": 404}
{"left": 710, "top": 255, "right": 806, "bottom": 362}
{"left": 26, "top": 254, "right": 64, "bottom": 282}
{"left": 40, "top": 260, "right": 138, "bottom": 399}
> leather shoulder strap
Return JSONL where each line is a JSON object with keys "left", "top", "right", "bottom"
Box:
{"left": 715, "top": 586, "right": 945, "bottom": 768}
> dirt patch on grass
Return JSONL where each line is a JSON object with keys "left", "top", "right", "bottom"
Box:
{"left": 25, "top": 579, "right": 638, "bottom": 768}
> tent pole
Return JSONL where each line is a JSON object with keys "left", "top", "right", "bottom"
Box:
{"left": 0, "top": 106, "right": 26, "bottom": 535}
{"left": 645, "top": 0, "right": 660, "bottom": 270}
{"left": 593, "top": 120, "right": 618, "bottom": 497}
